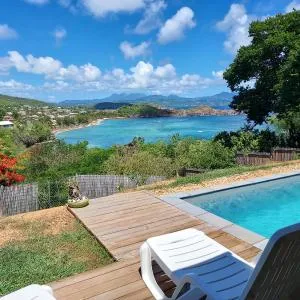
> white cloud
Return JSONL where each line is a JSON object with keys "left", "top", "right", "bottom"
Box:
{"left": 120, "top": 41, "right": 150, "bottom": 59}
{"left": 44, "top": 80, "right": 70, "bottom": 91}
{"left": 52, "top": 27, "right": 67, "bottom": 44}
{"left": 4, "top": 51, "right": 101, "bottom": 82}
{"left": 154, "top": 64, "right": 176, "bottom": 78}
{"left": 0, "top": 79, "right": 34, "bottom": 91}
{"left": 133, "top": 0, "right": 166, "bottom": 34}
{"left": 68, "top": 60, "right": 220, "bottom": 93}
{"left": 0, "top": 24, "right": 18, "bottom": 40}
{"left": 1, "top": 51, "right": 225, "bottom": 94}
{"left": 216, "top": 4, "right": 253, "bottom": 54}
{"left": 80, "top": 0, "right": 145, "bottom": 17}
{"left": 212, "top": 70, "right": 224, "bottom": 80}
{"left": 52, "top": 63, "right": 102, "bottom": 81}
{"left": 157, "top": 7, "right": 196, "bottom": 44}
{"left": 8, "top": 51, "right": 62, "bottom": 75}
{"left": 129, "top": 61, "right": 154, "bottom": 88}
{"left": 0, "top": 57, "right": 13, "bottom": 74}
{"left": 24, "top": 0, "right": 49, "bottom": 5}
{"left": 285, "top": 1, "right": 300, "bottom": 12}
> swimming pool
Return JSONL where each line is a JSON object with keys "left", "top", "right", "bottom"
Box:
{"left": 184, "top": 174, "right": 300, "bottom": 238}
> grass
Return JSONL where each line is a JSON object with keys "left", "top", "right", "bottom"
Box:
{"left": 0, "top": 208, "right": 113, "bottom": 296}
{"left": 147, "top": 161, "right": 300, "bottom": 191}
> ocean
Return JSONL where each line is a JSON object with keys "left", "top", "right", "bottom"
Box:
{"left": 56, "top": 115, "right": 246, "bottom": 148}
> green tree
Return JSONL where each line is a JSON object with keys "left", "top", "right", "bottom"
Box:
{"left": 13, "top": 121, "right": 53, "bottom": 148}
{"left": 224, "top": 10, "right": 300, "bottom": 124}
{"left": 270, "top": 109, "right": 300, "bottom": 147}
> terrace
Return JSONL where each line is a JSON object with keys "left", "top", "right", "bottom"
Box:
{"left": 50, "top": 190, "right": 261, "bottom": 299}
{"left": 1, "top": 162, "right": 300, "bottom": 299}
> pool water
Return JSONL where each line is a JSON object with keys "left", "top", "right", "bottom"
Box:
{"left": 186, "top": 175, "right": 300, "bottom": 238}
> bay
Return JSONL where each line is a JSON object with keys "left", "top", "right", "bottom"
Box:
{"left": 56, "top": 115, "right": 246, "bottom": 148}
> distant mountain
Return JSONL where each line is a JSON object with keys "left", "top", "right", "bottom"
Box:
{"left": 59, "top": 92, "right": 234, "bottom": 109}
{"left": 0, "top": 94, "right": 47, "bottom": 107}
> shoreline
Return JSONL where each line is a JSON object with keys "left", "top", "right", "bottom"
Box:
{"left": 52, "top": 116, "right": 128, "bottom": 135}
{"left": 52, "top": 118, "right": 105, "bottom": 135}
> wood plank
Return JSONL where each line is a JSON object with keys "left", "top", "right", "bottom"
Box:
{"left": 50, "top": 259, "right": 139, "bottom": 290}
{"left": 89, "top": 281, "right": 151, "bottom": 300}
{"left": 91, "top": 211, "right": 186, "bottom": 236}
{"left": 101, "top": 214, "right": 202, "bottom": 241}
{"left": 54, "top": 263, "right": 141, "bottom": 298}
{"left": 106, "top": 219, "right": 200, "bottom": 249}
{"left": 86, "top": 203, "right": 179, "bottom": 228}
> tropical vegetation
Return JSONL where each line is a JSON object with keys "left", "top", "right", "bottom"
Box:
{"left": 224, "top": 10, "right": 300, "bottom": 147}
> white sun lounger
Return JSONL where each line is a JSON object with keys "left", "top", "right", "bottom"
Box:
{"left": 140, "top": 224, "right": 300, "bottom": 299}
{"left": 1, "top": 284, "right": 55, "bottom": 300}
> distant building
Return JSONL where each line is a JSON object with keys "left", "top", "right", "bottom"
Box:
{"left": 0, "top": 121, "right": 14, "bottom": 128}
{"left": 3, "top": 115, "right": 14, "bottom": 121}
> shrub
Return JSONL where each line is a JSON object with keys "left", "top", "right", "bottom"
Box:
{"left": 214, "top": 129, "right": 278, "bottom": 153}
{"left": 0, "top": 128, "right": 24, "bottom": 156}
{"left": 23, "top": 140, "right": 114, "bottom": 182}
{"left": 174, "top": 140, "right": 235, "bottom": 170}
{"left": 13, "top": 121, "right": 53, "bottom": 148}
{"left": 103, "top": 150, "right": 174, "bottom": 177}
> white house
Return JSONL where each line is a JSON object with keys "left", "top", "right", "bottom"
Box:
{"left": 0, "top": 120, "right": 14, "bottom": 128}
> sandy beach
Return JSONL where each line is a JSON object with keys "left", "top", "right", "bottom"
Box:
{"left": 52, "top": 118, "right": 105, "bottom": 135}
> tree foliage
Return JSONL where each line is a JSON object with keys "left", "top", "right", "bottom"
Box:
{"left": 214, "top": 129, "right": 278, "bottom": 153}
{"left": 13, "top": 122, "right": 53, "bottom": 148}
{"left": 224, "top": 10, "right": 300, "bottom": 124}
{"left": 270, "top": 109, "right": 300, "bottom": 147}
{"left": 24, "top": 141, "right": 114, "bottom": 181}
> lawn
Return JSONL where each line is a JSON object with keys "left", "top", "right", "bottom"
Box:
{"left": 0, "top": 207, "right": 113, "bottom": 296}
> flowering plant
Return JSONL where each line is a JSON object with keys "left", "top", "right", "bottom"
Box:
{"left": 0, "top": 153, "right": 25, "bottom": 186}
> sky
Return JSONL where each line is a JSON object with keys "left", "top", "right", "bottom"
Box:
{"left": 0, "top": 0, "right": 299, "bottom": 102}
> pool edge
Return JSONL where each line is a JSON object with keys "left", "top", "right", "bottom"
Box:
{"left": 161, "top": 170, "right": 300, "bottom": 250}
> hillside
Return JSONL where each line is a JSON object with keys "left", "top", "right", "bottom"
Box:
{"left": 94, "top": 102, "right": 132, "bottom": 110}
{"left": 0, "top": 94, "right": 46, "bottom": 107}
{"left": 60, "top": 92, "right": 234, "bottom": 109}
{"left": 114, "top": 104, "right": 237, "bottom": 118}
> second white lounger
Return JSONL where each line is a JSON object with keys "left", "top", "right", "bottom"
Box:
{"left": 140, "top": 223, "right": 300, "bottom": 299}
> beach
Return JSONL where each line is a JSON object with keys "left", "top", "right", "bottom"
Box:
{"left": 52, "top": 118, "right": 105, "bottom": 135}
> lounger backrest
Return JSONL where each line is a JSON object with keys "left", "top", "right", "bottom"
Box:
{"left": 242, "top": 223, "right": 300, "bottom": 300}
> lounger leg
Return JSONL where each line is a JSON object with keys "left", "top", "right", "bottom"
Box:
{"left": 140, "top": 242, "right": 169, "bottom": 300}
{"left": 172, "top": 275, "right": 207, "bottom": 300}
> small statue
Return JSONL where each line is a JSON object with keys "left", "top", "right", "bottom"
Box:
{"left": 67, "top": 180, "right": 89, "bottom": 208}
{"left": 69, "top": 182, "right": 83, "bottom": 200}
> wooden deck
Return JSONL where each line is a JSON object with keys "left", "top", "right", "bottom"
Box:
{"left": 51, "top": 191, "right": 261, "bottom": 299}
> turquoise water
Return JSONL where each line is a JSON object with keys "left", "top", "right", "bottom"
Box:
{"left": 187, "top": 175, "right": 300, "bottom": 238}
{"left": 56, "top": 115, "right": 245, "bottom": 148}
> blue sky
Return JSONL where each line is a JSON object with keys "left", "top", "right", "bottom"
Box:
{"left": 0, "top": 0, "right": 299, "bottom": 102}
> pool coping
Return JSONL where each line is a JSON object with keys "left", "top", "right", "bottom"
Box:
{"left": 160, "top": 170, "right": 300, "bottom": 251}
